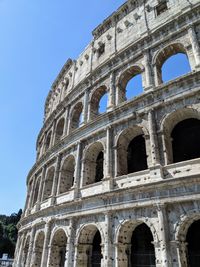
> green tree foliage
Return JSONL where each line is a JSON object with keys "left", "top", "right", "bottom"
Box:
{"left": 0, "top": 209, "right": 22, "bottom": 258}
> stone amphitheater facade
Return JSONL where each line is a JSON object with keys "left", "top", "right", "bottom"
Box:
{"left": 13, "top": 0, "right": 200, "bottom": 266}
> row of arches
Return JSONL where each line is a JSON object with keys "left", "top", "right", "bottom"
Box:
{"left": 40, "top": 42, "right": 193, "bottom": 156}
{"left": 31, "top": 115, "right": 200, "bottom": 206}
{"left": 19, "top": 218, "right": 200, "bottom": 267}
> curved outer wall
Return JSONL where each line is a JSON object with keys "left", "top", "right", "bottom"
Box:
{"left": 14, "top": 0, "right": 200, "bottom": 266}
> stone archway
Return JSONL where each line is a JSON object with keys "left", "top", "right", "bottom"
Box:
{"left": 116, "top": 221, "right": 156, "bottom": 267}
{"left": 75, "top": 224, "right": 103, "bottom": 267}
{"left": 82, "top": 142, "right": 105, "bottom": 186}
{"left": 32, "top": 231, "right": 45, "bottom": 267}
{"left": 48, "top": 229, "right": 68, "bottom": 267}
{"left": 116, "top": 126, "right": 148, "bottom": 176}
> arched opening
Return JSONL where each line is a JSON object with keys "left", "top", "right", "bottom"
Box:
{"left": 69, "top": 102, "right": 83, "bottom": 133}
{"left": 59, "top": 155, "right": 75, "bottom": 194}
{"left": 126, "top": 74, "right": 143, "bottom": 100}
{"left": 55, "top": 118, "right": 65, "bottom": 143}
{"left": 130, "top": 223, "right": 155, "bottom": 267}
{"left": 32, "top": 178, "right": 40, "bottom": 206}
{"left": 32, "top": 232, "right": 45, "bottom": 267}
{"left": 99, "top": 93, "right": 108, "bottom": 114}
{"left": 82, "top": 142, "right": 104, "bottom": 186}
{"left": 90, "top": 86, "right": 108, "bottom": 120}
{"left": 127, "top": 135, "right": 148, "bottom": 173}
{"left": 48, "top": 229, "right": 67, "bottom": 267}
{"left": 118, "top": 66, "right": 143, "bottom": 104}
{"left": 186, "top": 220, "right": 200, "bottom": 267}
{"left": 155, "top": 43, "right": 191, "bottom": 84}
{"left": 43, "top": 167, "right": 55, "bottom": 201}
{"left": 117, "top": 222, "right": 156, "bottom": 267}
{"left": 162, "top": 53, "right": 191, "bottom": 83}
{"left": 76, "top": 225, "right": 102, "bottom": 267}
{"left": 91, "top": 231, "right": 102, "bottom": 267}
{"left": 45, "top": 131, "right": 52, "bottom": 151}
{"left": 22, "top": 236, "right": 30, "bottom": 267}
{"left": 117, "top": 127, "right": 148, "bottom": 176}
{"left": 95, "top": 151, "right": 104, "bottom": 182}
{"left": 171, "top": 118, "right": 200, "bottom": 163}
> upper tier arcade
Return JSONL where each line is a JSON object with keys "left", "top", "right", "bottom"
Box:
{"left": 14, "top": 1, "right": 200, "bottom": 267}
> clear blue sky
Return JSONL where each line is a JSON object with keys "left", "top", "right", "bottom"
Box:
{"left": 0, "top": 0, "right": 125, "bottom": 215}
{"left": 0, "top": 0, "right": 190, "bottom": 215}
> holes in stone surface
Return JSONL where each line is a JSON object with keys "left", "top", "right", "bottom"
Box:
{"left": 130, "top": 223, "right": 155, "bottom": 267}
{"left": 127, "top": 135, "right": 148, "bottom": 174}
{"left": 186, "top": 220, "right": 200, "bottom": 267}
{"left": 162, "top": 53, "right": 191, "bottom": 83}
{"left": 171, "top": 118, "right": 200, "bottom": 163}
{"left": 59, "top": 156, "right": 75, "bottom": 194}
{"left": 49, "top": 230, "right": 67, "bottom": 267}
{"left": 32, "top": 232, "right": 45, "bottom": 267}
{"left": 156, "top": 1, "right": 168, "bottom": 16}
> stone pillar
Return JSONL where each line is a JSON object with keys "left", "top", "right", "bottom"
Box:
{"left": 107, "top": 72, "right": 115, "bottom": 111}
{"left": 176, "top": 241, "right": 188, "bottom": 267}
{"left": 26, "top": 227, "right": 36, "bottom": 267}
{"left": 15, "top": 232, "right": 25, "bottom": 267}
{"left": 188, "top": 25, "right": 200, "bottom": 69}
{"left": 144, "top": 50, "right": 154, "bottom": 90}
{"left": 51, "top": 154, "right": 62, "bottom": 205}
{"left": 148, "top": 109, "right": 160, "bottom": 166}
{"left": 114, "top": 146, "right": 118, "bottom": 178}
{"left": 65, "top": 219, "right": 76, "bottom": 267}
{"left": 115, "top": 243, "right": 130, "bottom": 267}
{"left": 39, "top": 165, "right": 47, "bottom": 203}
{"left": 103, "top": 213, "right": 113, "bottom": 267}
{"left": 106, "top": 127, "right": 113, "bottom": 189}
{"left": 74, "top": 244, "right": 91, "bottom": 267}
{"left": 169, "top": 241, "right": 182, "bottom": 267}
{"left": 153, "top": 63, "right": 160, "bottom": 87}
{"left": 26, "top": 180, "right": 35, "bottom": 213}
{"left": 74, "top": 142, "right": 82, "bottom": 197}
{"left": 63, "top": 106, "right": 70, "bottom": 135}
{"left": 82, "top": 89, "right": 89, "bottom": 125}
{"left": 51, "top": 120, "right": 57, "bottom": 147}
{"left": 156, "top": 203, "right": 172, "bottom": 267}
{"left": 40, "top": 221, "right": 52, "bottom": 267}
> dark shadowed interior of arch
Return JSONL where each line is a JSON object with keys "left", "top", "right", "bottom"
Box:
{"left": 91, "top": 231, "right": 102, "bottom": 267}
{"left": 59, "top": 156, "right": 75, "bottom": 194}
{"left": 55, "top": 118, "right": 65, "bottom": 142}
{"left": 98, "top": 93, "right": 108, "bottom": 114}
{"left": 161, "top": 53, "right": 191, "bottom": 83}
{"left": 126, "top": 74, "right": 143, "bottom": 100}
{"left": 171, "top": 118, "right": 200, "bottom": 163}
{"left": 95, "top": 151, "right": 104, "bottom": 182}
{"left": 186, "top": 220, "right": 200, "bottom": 267}
{"left": 32, "top": 179, "right": 40, "bottom": 206}
{"left": 127, "top": 135, "right": 147, "bottom": 173}
{"left": 130, "top": 223, "right": 155, "bottom": 267}
{"left": 45, "top": 132, "right": 51, "bottom": 151}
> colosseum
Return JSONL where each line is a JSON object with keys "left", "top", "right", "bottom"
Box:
{"left": 13, "top": 0, "right": 200, "bottom": 266}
